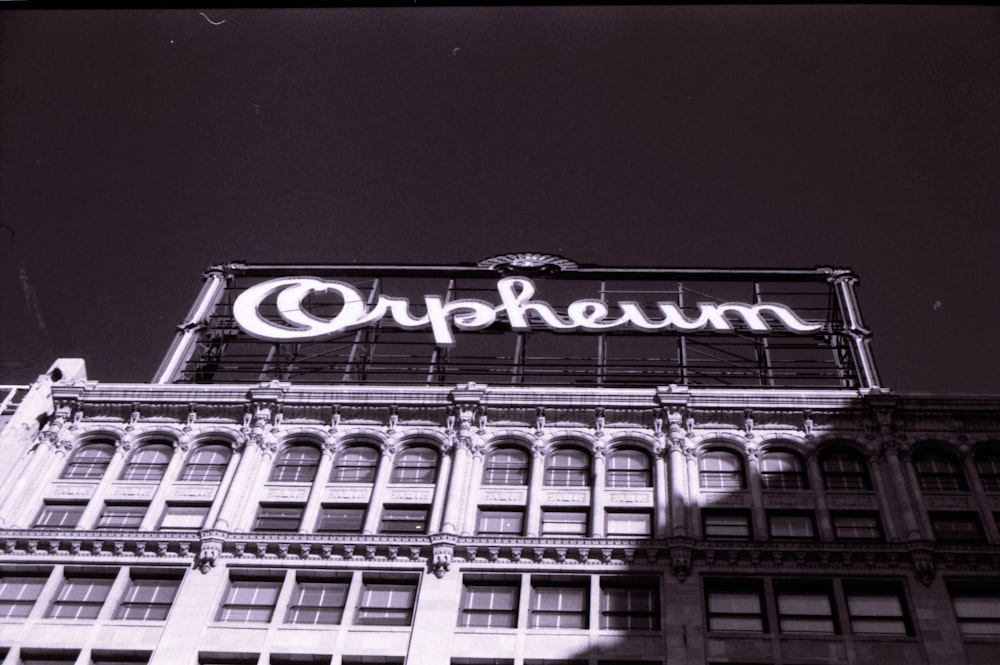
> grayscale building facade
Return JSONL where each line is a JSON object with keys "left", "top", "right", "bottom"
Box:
{"left": 0, "top": 254, "right": 997, "bottom": 665}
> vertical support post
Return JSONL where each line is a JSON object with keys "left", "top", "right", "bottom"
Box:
{"left": 153, "top": 266, "right": 230, "bottom": 384}
{"left": 826, "top": 269, "right": 881, "bottom": 390}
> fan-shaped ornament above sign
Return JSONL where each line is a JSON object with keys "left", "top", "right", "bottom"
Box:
{"left": 477, "top": 253, "right": 579, "bottom": 274}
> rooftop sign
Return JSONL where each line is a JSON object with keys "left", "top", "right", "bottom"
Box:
{"left": 155, "top": 254, "right": 880, "bottom": 389}
{"left": 233, "top": 275, "right": 824, "bottom": 346}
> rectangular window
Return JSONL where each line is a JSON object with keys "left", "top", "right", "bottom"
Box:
{"left": 0, "top": 569, "right": 49, "bottom": 618}
{"left": 217, "top": 573, "right": 283, "bottom": 623}
{"left": 775, "top": 582, "right": 836, "bottom": 634}
{"left": 48, "top": 572, "right": 116, "bottom": 619}
{"left": 477, "top": 509, "right": 524, "bottom": 536}
{"left": 96, "top": 503, "right": 148, "bottom": 530}
{"left": 600, "top": 579, "right": 660, "bottom": 630}
{"left": 115, "top": 572, "right": 182, "bottom": 621}
{"left": 35, "top": 502, "right": 85, "bottom": 528}
{"left": 253, "top": 505, "right": 304, "bottom": 532}
{"left": 844, "top": 581, "right": 911, "bottom": 635}
{"left": 767, "top": 511, "right": 816, "bottom": 540}
{"left": 20, "top": 652, "right": 80, "bottom": 665}
{"left": 705, "top": 579, "right": 766, "bottom": 632}
{"left": 530, "top": 578, "right": 588, "bottom": 629}
{"left": 702, "top": 510, "right": 752, "bottom": 540}
{"left": 541, "top": 510, "right": 588, "bottom": 537}
{"left": 605, "top": 511, "right": 652, "bottom": 537}
{"left": 832, "top": 512, "right": 882, "bottom": 540}
{"left": 160, "top": 504, "right": 211, "bottom": 530}
{"left": 354, "top": 575, "right": 418, "bottom": 626}
{"left": 285, "top": 574, "right": 349, "bottom": 625}
{"left": 930, "top": 512, "right": 984, "bottom": 542}
{"left": 199, "top": 655, "right": 260, "bottom": 665}
{"left": 91, "top": 651, "right": 152, "bottom": 664}
{"left": 378, "top": 507, "right": 428, "bottom": 534}
{"left": 316, "top": 506, "right": 366, "bottom": 533}
{"left": 948, "top": 581, "right": 1000, "bottom": 637}
{"left": 460, "top": 578, "right": 520, "bottom": 628}
{"left": 270, "top": 656, "right": 333, "bottom": 665}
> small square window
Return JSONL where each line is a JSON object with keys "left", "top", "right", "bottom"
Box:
{"left": 948, "top": 581, "right": 1000, "bottom": 637}
{"left": 775, "top": 581, "right": 836, "bottom": 634}
{"left": 541, "top": 510, "right": 588, "bottom": 537}
{"left": 832, "top": 512, "right": 882, "bottom": 540}
{"left": 160, "top": 504, "right": 211, "bottom": 530}
{"left": 96, "top": 503, "right": 147, "bottom": 530}
{"left": 605, "top": 511, "right": 652, "bottom": 538}
{"left": 115, "top": 573, "right": 182, "bottom": 621}
{"left": 316, "top": 506, "right": 366, "bottom": 533}
{"left": 600, "top": 578, "right": 660, "bottom": 630}
{"left": 930, "top": 512, "right": 984, "bottom": 542}
{"left": 354, "top": 575, "right": 418, "bottom": 626}
{"left": 705, "top": 579, "right": 766, "bottom": 633}
{"left": 217, "top": 573, "right": 283, "bottom": 623}
{"left": 768, "top": 512, "right": 816, "bottom": 540}
{"left": 379, "top": 507, "right": 428, "bottom": 534}
{"left": 35, "top": 502, "right": 85, "bottom": 528}
{"left": 702, "top": 510, "right": 752, "bottom": 540}
{"left": 843, "top": 581, "right": 911, "bottom": 636}
{"left": 460, "top": 577, "right": 520, "bottom": 628}
{"left": 48, "top": 572, "right": 116, "bottom": 619}
{"left": 285, "top": 574, "right": 349, "bottom": 625}
{"left": 0, "top": 569, "right": 49, "bottom": 618}
{"left": 529, "top": 578, "right": 588, "bottom": 629}
{"left": 477, "top": 509, "right": 524, "bottom": 536}
{"left": 254, "top": 505, "right": 304, "bottom": 532}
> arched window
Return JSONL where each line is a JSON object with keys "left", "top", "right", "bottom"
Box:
{"left": 390, "top": 446, "right": 438, "bottom": 484}
{"left": 180, "top": 444, "right": 231, "bottom": 482}
{"left": 483, "top": 448, "right": 529, "bottom": 486}
{"left": 760, "top": 451, "right": 808, "bottom": 490}
{"left": 62, "top": 441, "right": 115, "bottom": 480}
{"left": 975, "top": 446, "right": 1000, "bottom": 492}
{"left": 544, "top": 448, "right": 590, "bottom": 487}
{"left": 331, "top": 445, "right": 380, "bottom": 483}
{"left": 699, "top": 450, "right": 744, "bottom": 490}
{"left": 606, "top": 448, "right": 652, "bottom": 488}
{"left": 270, "top": 444, "right": 321, "bottom": 483}
{"left": 914, "top": 450, "right": 966, "bottom": 492}
{"left": 121, "top": 443, "right": 172, "bottom": 482}
{"left": 820, "top": 449, "right": 871, "bottom": 491}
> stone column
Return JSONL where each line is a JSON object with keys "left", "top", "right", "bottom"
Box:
{"left": 666, "top": 440, "right": 686, "bottom": 537}
{"left": 525, "top": 441, "right": 546, "bottom": 537}
{"left": 590, "top": 442, "right": 607, "bottom": 538}
{"left": 745, "top": 445, "right": 768, "bottom": 541}
{"left": 299, "top": 439, "right": 336, "bottom": 533}
{"left": 866, "top": 450, "right": 900, "bottom": 541}
{"left": 960, "top": 448, "right": 1000, "bottom": 542}
{"left": 461, "top": 442, "right": 487, "bottom": 536}
{"left": 684, "top": 447, "right": 702, "bottom": 539}
{"left": 204, "top": 441, "right": 244, "bottom": 529}
{"left": 806, "top": 454, "right": 833, "bottom": 541}
{"left": 652, "top": 443, "right": 668, "bottom": 538}
{"left": 883, "top": 440, "right": 926, "bottom": 540}
{"left": 362, "top": 441, "right": 395, "bottom": 534}
{"left": 440, "top": 439, "right": 468, "bottom": 534}
{"left": 428, "top": 441, "right": 454, "bottom": 533}
{"left": 139, "top": 441, "right": 188, "bottom": 530}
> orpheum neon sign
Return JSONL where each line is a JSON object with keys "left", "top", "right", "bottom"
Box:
{"left": 232, "top": 276, "right": 823, "bottom": 347}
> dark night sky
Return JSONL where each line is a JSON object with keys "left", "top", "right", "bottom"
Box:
{"left": 1, "top": 7, "right": 998, "bottom": 393}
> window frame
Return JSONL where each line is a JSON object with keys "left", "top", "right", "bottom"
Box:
{"left": 605, "top": 510, "right": 653, "bottom": 538}
{"left": 34, "top": 502, "right": 85, "bottom": 528}
{"left": 605, "top": 448, "right": 652, "bottom": 488}
{"left": 270, "top": 444, "right": 321, "bottom": 483}
{"left": 477, "top": 508, "right": 525, "bottom": 536}
{"left": 774, "top": 580, "right": 837, "bottom": 635}
{"left": 0, "top": 569, "right": 49, "bottom": 619}
{"left": 699, "top": 450, "right": 745, "bottom": 490}
{"left": 529, "top": 577, "right": 589, "bottom": 629}
{"left": 914, "top": 449, "right": 967, "bottom": 492}
{"left": 975, "top": 447, "right": 1000, "bottom": 492}
{"left": 704, "top": 578, "right": 767, "bottom": 633}
{"left": 702, "top": 510, "right": 753, "bottom": 540}
{"left": 389, "top": 446, "right": 439, "bottom": 484}
{"left": 285, "top": 573, "right": 350, "bottom": 625}
{"left": 820, "top": 449, "right": 871, "bottom": 491}
{"left": 253, "top": 504, "right": 305, "bottom": 532}
{"left": 948, "top": 580, "right": 1000, "bottom": 637}
{"left": 180, "top": 444, "right": 231, "bottom": 482}
{"left": 599, "top": 578, "right": 660, "bottom": 630}
{"left": 831, "top": 511, "right": 883, "bottom": 540}
{"left": 316, "top": 505, "right": 367, "bottom": 533}
{"left": 759, "top": 451, "right": 808, "bottom": 491}
{"left": 95, "top": 503, "right": 148, "bottom": 530}
{"left": 482, "top": 448, "right": 530, "bottom": 486}
{"left": 216, "top": 572, "right": 284, "bottom": 623}
{"left": 47, "top": 572, "right": 116, "bottom": 620}
{"left": 61, "top": 441, "right": 115, "bottom": 480}
{"left": 540, "top": 509, "right": 589, "bottom": 537}
{"left": 930, "top": 511, "right": 984, "bottom": 542}
{"left": 843, "top": 581, "right": 912, "bottom": 636}
{"left": 354, "top": 575, "right": 418, "bottom": 626}
{"left": 544, "top": 448, "right": 591, "bottom": 488}
{"left": 159, "top": 503, "right": 211, "bottom": 530}
{"left": 378, "top": 506, "right": 429, "bottom": 534}
{"left": 120, "top": 443, "right": 172, "bottom": 482}
{"left": 115, "top": 572, "right": 183, "bottom": 621}
{"left": 330, "top": 445, "right": 380, "bottom": 483}
{"left": 459, "top": 576, "right": 520, "bottom": 628}
{"left": 767, "top": 511, "right": 817, "bottom": 540}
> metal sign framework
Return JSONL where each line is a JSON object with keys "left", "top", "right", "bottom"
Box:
{"left": 154, "top": 258, "right": 880, "bottom": 390}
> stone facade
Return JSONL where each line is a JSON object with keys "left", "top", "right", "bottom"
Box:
{"left": 0, "top": 359, "right": 997, "bottom": 664}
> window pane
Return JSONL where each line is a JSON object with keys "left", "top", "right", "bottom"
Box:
{"left": 706, "top": 583, "right": 765, "bottom": 633}
{"left": 161, "top": 505, "right": 210, "bottom": 530}
{"left": 355, "top": 581, "right": 417, "bottom": 626}
{"left": 530, "top": 585, "right": 588, "bottom": 629}
{"left": 121, "top": 444, "right": 172, "bottom": 482}
{"left": 317, "top": 506, "right": 365, "bottom": 532}
{"left": 286, "top": 579, "right": 349, "bottom": 625}
{"left": 271, "top": 445, "right": 321, "bottom": 482}
{"left": 915, "top": 451, "right": 965, "bottom": 491}
{"left": 833, "top": 513, "right": 881, "bottom": 540}
{"left": 379, "top": 508, "right": 428, "bottom": 534}
{"left": 976, "top": 450, "right": 1000, "bottom": 492}
{"left": 116, "top": 577, "right": 180, "bottom": 621}
{"left": 96, "top": 504, "right": 147, "bottom": 529}
{"left": 49, "top": 576, "right": 114, "bottom": 619}
{"left": 478, "top": 510, "right": 524, "bottom": 535}
{"left": 331, "top": 446, "right": 379, "bottom": 483}
{"left": 821, "top": 450, "right": 870, "bottom": 491}
{"left": 760, "top": 452, "right": 807, "bottom": 490}
{"left": 0, "top": 573, "right": 48, "bottom": 618}
{"left": 390, "top": 447, "right": 438, "bottom": 484}
{"left": 62, "top": 443, "right": 114, "bottom": 480}
{"left": 541, "top": 510, "right": 588, "bottom": 537}
{"left": 768, "top": 513, "right": 816, "bottom": 539}
{"left": 218, "top": 579, "right": 282, "bottom": 622}
{"left": 483, "top": 449, "right": 529, "bottom": 486}
{"left": 254, "top": 505, "right": 303, "bottom": 531}
{"left": 606, "top": 450, "right": 651, "bottom": 488}
{"left": 600, "top": 583, "right": 659, "bottom": 630}
{"left": 181, "top": 445, "right": 231, "bottom": 482}
{"left": 544, "top": 450, "right": 590, "bottom": 487}
{"left": 606, "top": 512, "right": 651, "bottom": 537}
{"left": 461, "top": 583, "right": 519, "bottom": 628}
{"left": 846, "top": 588, "right": 909, "bottom": 635}
{"left": 703, "top": 511, "right": 751, "bottom": 539}
{"left": 35, "top": 504, "right": 84, "bottom": 528}
{"left": 777, "top": 591, "right": 835, "bottom": 634}
{"left": 699, "top": 451, "right": 743, "bottom": 489}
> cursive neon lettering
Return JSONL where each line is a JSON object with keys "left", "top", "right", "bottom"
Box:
{"left": 232, "top": 275, "right": 824, "bottom": 345}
